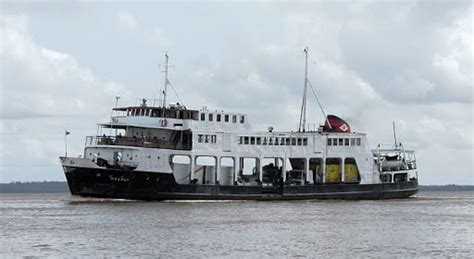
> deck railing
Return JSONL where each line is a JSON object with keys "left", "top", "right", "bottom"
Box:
{"left": 85, "top": 136, "right": 192, "bottom": 150}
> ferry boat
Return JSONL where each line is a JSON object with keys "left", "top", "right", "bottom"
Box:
{"left": 59, "top": 51, "right": 419, "bottom": 200}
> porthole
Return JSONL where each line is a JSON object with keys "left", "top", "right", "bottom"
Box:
{"left": 148, "top": 155, "right": 151, "bottom": 159}
{"left": 157, "top": 156, "right": 160, "bottom": 160}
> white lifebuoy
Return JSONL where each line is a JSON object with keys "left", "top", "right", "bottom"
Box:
{"left": 160, "top": 118, "right": 168, "bottom": 127}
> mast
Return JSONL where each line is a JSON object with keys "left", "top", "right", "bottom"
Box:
{"left": 298, "top": 47, "right": 309, "bottom": 132}
{"left": 162, "top": 53, "right": 170, "bottom": 108}
{"left": 393, "top": 122, "right": 398, "bottom": 148}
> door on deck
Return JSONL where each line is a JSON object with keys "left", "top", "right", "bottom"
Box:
{"left": 222, "top": 133, "right": 232, "bottom": 152}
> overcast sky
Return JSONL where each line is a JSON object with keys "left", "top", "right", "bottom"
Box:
{"left": 1, "top": 1, "right": 472, "bottom": 184}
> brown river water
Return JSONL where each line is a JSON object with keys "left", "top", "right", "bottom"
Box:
{"left": 1, "top": 192, "right": 473, "bottom": 258}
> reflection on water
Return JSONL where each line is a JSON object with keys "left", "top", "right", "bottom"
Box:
{"left": 1, "top": 192, "right": 473, "bottom": 257}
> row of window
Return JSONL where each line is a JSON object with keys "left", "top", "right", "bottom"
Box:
{"left": 200, "top": 113, "right": 245, "bottom": 124}
{"left": 327, "top": 138, "right": 361, "bottom": 146}
{"left": 127, "top": 108, "right": 197, "bottom": 119}
{"left": 238, "top": 136, "right": 309, "bottom": 146}
{"left": 197, "top": 134, "right": 217, "bottom": 144}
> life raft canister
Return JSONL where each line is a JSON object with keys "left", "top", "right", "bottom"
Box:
{"left": 160, "top": 118, "right": 168, "bottom": 127}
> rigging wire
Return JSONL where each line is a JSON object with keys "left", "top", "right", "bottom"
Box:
{"left": 306, "top": 78, "right": 332, "bottom": 129}
{"left": 167, "top": 79, "right": 185, "bottom": 107}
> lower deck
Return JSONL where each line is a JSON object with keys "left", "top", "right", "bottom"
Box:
{"left": 63, "top": 166, "right": 419, "bottom": 201}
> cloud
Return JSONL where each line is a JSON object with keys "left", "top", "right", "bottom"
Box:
{"left": 1, "top": 14, "right": 127, "bottom": 119}
{"left": 0, "top": 14, "right": 128, "bottom": 182}
{"left": 143, "top": 27, "right": 172, "bottom": 48}
{"left": 117, "top": 12, "right": 137, "bottom": 30}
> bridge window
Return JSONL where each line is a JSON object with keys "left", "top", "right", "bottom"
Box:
{"left": 209, "top": 114, "right": 213, "bottom": 121}
{"left": 286, "top": 138, "right": 291, "bottom": 145}
{"left": 225, "top": 114, "right": 229, "bottom": 122}
{"left": 257, "top": 137, "right": 261, "bottom": 145}
{"left": 262, "top": 138, "right": 267, "bottom": 145}
{"left": 250, "top": 137, "right": 255, "bottom": 145}
{"left": 238, "top": 136, "right": 243, "bottom": 144}
{"left": 298, "top": 138, "right": 302, "bottom": 146}
{"left": 268, "top": 138, "right": 273, "bottom": 145}
{"left": 201, "top": 113, "right": 205, "bottom": 121}
{"left": 345, "top": 138, "right": 350, "bottom": 146}
{"left": 217, "top": 114, "right": 221, "bottom": 122}
{"left": 303, "top": 138, "right": 308, "bottom": 146}
{"left": 356, "top": 138, "right": 361, "bottom": 146}
{"left": 338, "top": 138, "right": 343, "bottom": 146}
{"left": 211, "top": 135, "right": 217, "bottom": 143}
{"left": 292, "top": 138, "right": 296, "bottom": 146}
{"left": 350, "top": 138, "right": 355, "bottom": 146}
{"left": 232, "top": 115, "right": 237, "bottom": 123}
{"left": 244, "top": 137, "right": 249, "bottom": 145}
{"left": 240, "top": 116, "right": 245, "bottom": 123}
{"left": 327, "top": 138, "right": 332, "bottom": 146}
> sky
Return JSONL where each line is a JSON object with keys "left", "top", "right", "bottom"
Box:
{"left": 0, "top": 0, "right": 472, "bottom": 184}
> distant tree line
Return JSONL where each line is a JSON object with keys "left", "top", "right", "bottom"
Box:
{"left": 0, "top": 181, "right": 69, "bottom": 193}
{"left": 419, "top": 184, "right": 474, "bottom": 192}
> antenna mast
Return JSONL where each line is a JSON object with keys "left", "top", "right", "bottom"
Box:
{"left": 162, "top": 53, "right": 170, "bottom": 108}
{"left": 393, "top": 122, "right": 398, "bottom": 148}
{"left": 298, "top": 47, "right": 309, "bottom": 132}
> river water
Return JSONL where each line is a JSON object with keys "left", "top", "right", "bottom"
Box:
{"left": 1, "top": 192, "right": 473, "bottom": 258}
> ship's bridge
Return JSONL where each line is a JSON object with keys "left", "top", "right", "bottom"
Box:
{"left": 107, "top": 98, "right": 251, "bottom": 132}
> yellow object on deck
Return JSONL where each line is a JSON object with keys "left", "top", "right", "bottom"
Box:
{"left": 325, "top": 164, "right": 341, "bottom": 182}
{"left": 344, "top": 164, "right": 359, "bottom": 182}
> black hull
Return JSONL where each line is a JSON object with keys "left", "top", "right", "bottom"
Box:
{"left": 64, "top": 167, "right": 419, "bottom": 201}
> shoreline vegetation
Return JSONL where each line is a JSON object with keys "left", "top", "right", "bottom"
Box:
{"left": 0, "top": 181, "right": 473, "bottom": 193}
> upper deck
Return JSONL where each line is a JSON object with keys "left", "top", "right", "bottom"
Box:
{"left": 105, "top": 99, "right": 252, "bottom": 133}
